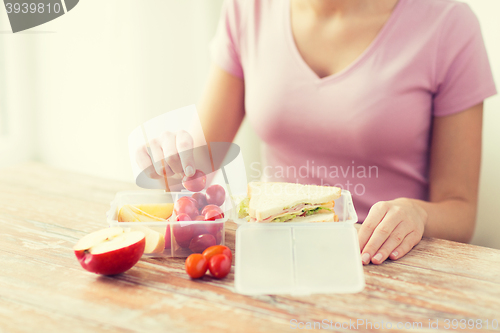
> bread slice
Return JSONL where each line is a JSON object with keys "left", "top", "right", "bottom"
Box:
{"left": 247, "top": 182, "right": 341, "bottom": 221}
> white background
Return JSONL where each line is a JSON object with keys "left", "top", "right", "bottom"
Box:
{"left": 0, "top": 0, "right": 498, "bottom": 249}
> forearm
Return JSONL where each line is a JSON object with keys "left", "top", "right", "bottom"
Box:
{"left": 411, "top": 198, "right": 476, "bottom": 243}
{"left": 196, "top": 65, "right": 245, "bottom": 147}
{"left": 192, "top": 65, "right": 245, "bottom": 181}
{"left": 418, "top": 104, "right": 482, "bottom": 244}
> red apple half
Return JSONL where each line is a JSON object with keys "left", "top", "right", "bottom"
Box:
{"left": 73, "top": 227, "right": 146, "bottom": 275}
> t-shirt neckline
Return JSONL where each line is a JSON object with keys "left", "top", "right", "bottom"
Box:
{"left": 284, "top": 0, "right": 406, "bottom": 84}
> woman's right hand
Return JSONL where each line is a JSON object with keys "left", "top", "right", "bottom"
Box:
{"left": 136, "top": 130, "right": 196, "bottom": 180}
{"left": 135, "top": 64, "right": 245, "bottom": 182}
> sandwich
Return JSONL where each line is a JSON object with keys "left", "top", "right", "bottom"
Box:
{"left": 238, "top": 182, "right": 341, "bottom": 223}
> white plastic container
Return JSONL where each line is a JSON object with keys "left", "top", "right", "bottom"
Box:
{"left": 233, "top": 190, "right": 365, "bottom": 295}
{"left": 106, "top": 190, "right": 228, "bottom": 258}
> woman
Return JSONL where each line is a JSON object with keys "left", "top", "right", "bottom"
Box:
{"left": 138, "top": 0, "right": 497, "bottom": 265}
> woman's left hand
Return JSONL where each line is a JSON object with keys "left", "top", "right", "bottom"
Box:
{"left": 358, "top": 198, "right": 428, "bottom": 265}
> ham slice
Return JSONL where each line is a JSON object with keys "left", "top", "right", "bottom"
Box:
{"left": 251, "top": 203, "right": 327, "bottom": 222}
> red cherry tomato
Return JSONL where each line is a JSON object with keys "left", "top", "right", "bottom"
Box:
{"left": 208, "top": 254, "right": 231, "bottom": 279}
{"left": 202, "top": 245, "right": 232, "bottom": 263}
{"left": 174, "top": 197, "right": 199, "bottom": 219}
{"left": 206, "top": 185, "right": 226, "bottom": 206}
{"left": 165, "top": 225, "right": 171, "bottom": 249}
{"left": 173, "top": 223, "right": 194, "bottom": 243}
{"left": 185, "top": 254, "right": 208, "bottom": 279}
{"left": 182, "top": 170, "right": 207, "bottom": 192}
{"left": 205, "top": 209, "right": 224, "bottom": 221}
{"left": 201, "top": 205, "right": 223, "bottom": 216}
{"left": 191, "top": 192, "right": 208, "bottom": 210}
{"left": 189, "top": 234, "right": 216, "bottom": 253}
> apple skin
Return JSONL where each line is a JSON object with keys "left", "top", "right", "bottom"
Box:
{"left": 74, "top": 237, "right": 146, "bottom": 275}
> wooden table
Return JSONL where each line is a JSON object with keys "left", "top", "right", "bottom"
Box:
{"left": 1, "top": 163, "right": 499, "bottom": 333}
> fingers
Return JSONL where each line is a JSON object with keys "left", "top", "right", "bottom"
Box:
{"left": 370, "top": 222, "right": 413, "bottom": 264}
{"left": 360, "top": 206, "right": 403, "bottom": 265}
{"left": 358, "top": 202, "right": 389, "bottom": 252}
{"left": 149, "top": 137, "right": 171, "bottom": 178}
{"left": 389, "top": 231, "right": 419, "bottom": 261}
{"left": 158, "top": 131, "right": 183, "bottom": 176}
{"left": 135, "top": 145, "right": 161, "bottom": 179}
{"left": 175, "top": 130, "right": 196, "bottom": 177}
{"left": 136, "top": 130, "right": 196, "bottom": 180}
{"left": 359, "top": 200, "right": 425, "bottom": 265}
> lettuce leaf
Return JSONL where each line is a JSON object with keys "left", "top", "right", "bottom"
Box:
{"left": 271, "top": 214, "right": 297, "bottom": 222}
{"left": 238, "top": 197, "right": 250, "bottom": 219}
{"left": 304, "top": 206, "right": 332, "bottom": 216}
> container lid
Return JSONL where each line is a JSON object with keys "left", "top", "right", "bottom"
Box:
{"left": 235, "top": 222, "right": 365, "bottom": 295}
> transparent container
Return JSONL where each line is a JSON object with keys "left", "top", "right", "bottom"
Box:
{"left": 106, "top": 190, "right": 228, "bottom": 258}
{"left": 232, "top": 188, "right": 358, "bottom": 225}
{"left": 233, "top": 190, "right": 365, "bottom": 295}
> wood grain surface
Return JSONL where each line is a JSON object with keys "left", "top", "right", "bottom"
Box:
{"left": 0, "top": 163, "right": 499, "bottom": 333}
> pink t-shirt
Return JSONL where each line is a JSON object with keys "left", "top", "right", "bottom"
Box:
{"left": 210, "top": 0, "right": 497, "bottom": 221}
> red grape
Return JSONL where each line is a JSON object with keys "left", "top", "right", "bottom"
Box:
{"left": 192, "top": 223, "right": 209, "bottom": 237}
{"left": 191, "top": 192, "right": 208, "bottom": 210}
{"left": 205, "top": 209, "right": 224, "bottom": 221}
{"left": 201, "top": 205, "right": 223, "bottom": 216}
{"left": 174, "top": 197, "right": 199, "bottom": 219}
{"left": 173, "top": 223, "right": 194, "bottom": 243}
{"left": 189, "top": 234, "right": 216, "bottom": 253}
{"left": 182, "top": 170, "right": 207, "bottom": 192}
{"left": 176, "top": 213, "right": 191, "bottom": 222}
{"left": 206, "top": 185, "right": 226, "bottom": 206}
{"left": 206, "top": 222, "right": 223, "bottom": 235}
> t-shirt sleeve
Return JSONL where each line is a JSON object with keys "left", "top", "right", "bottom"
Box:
{"left": 433, "top": 3, "right": 497, "bottom": 117}
{"left": 209, "top": 0, "right": 244, "bottom": 79}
